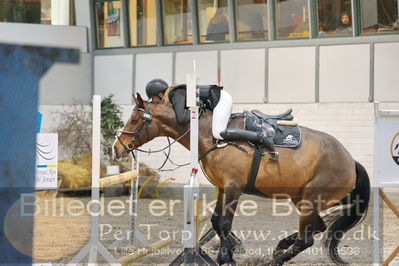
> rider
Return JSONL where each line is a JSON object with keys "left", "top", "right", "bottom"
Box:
{"left": 145, "top": 78, "right": 278, "bottom": 160}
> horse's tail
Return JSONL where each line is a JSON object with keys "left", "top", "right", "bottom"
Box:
{"left": 324, "top": 161, "right": 370, "bottom": 264}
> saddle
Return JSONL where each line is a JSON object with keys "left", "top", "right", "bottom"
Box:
{"left": 251, "top": 109, "right": 293, "bottom": 121}
{"left": 219, "top": 109, "right": 302, "bottom": 196}
{"left": 244, "top": 109, "right": 301, "bottom": 148}
{"left": 242, "top": 109, "right": 301, "bottom": 196}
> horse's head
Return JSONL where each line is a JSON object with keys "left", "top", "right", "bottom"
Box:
{"left": 113, "top": 90, "right": 181, "bottom": 159}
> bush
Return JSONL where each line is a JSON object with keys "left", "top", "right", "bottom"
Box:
{"left": 101, "top": 94, "right": 124, "bottom": 164}
{"left": 53, "top": 102, "right": 92, "bottom": 159}
{"left": 58, "top": 160, "right": 90, "bottom": 189}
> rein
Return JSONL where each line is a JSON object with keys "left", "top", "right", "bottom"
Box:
{"left": 115, "top": 105, "right": 191, "bottom": 171}
{"left": 132, "top": 130, "right": 192, "bottom": 172}
{"left": 116, "top": 104, "right": 254, "bottom": 172}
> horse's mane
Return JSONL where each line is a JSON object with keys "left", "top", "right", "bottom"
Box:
{"left": 162, "top": 87, "right": 172, "bottom": 104}
{"left": 161, "top": 85, "right": 184, "bottom": 105}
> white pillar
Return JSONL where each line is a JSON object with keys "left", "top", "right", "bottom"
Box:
{"left": 75, "top": 0, "right": 93, "bottom": 50}
{"left": 51, "top": 0, "right": 70, "bottom": 25}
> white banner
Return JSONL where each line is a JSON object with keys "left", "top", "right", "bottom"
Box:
{"left": 35, "top": 133, "right": 58, "bottom": 189}
{"left": 375, "top": 110, "right": 399, "bottom": 186}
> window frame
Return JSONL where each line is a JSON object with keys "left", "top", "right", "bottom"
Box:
{"left": 233, "top": 0, "right": 270, "bottom": 42}
{"left": 358, "top": 0, "right": 399, "bottom": 37}
{"left": 160, "top": 0, "right": 195, "bottom": 46}
{"left": 274, "top": 0, "right": 311, "bottom": 40}
{"left": 92, "top": 0, "right": 399, "bottom": 50}
{"left": 196, "top": 0, "right": 232, "bottom": 45}
{"left": 126, "top": 0, "right": 158, "bottom": 47}
{"left": 93, "top": 0, "right": 127, "bottom": 50}
{"left": 312, "top": 0, "right": 355, "bottom": 39}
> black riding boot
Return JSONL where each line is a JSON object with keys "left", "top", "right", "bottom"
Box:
{"left": 220, "top": 128, "right": 278, "bottom": 161}
{"left": 257, "top": 130, "right": 278, "bottom": 161}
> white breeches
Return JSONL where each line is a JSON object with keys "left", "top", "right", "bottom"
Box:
{"left": 212, "top": 90, "right": 233, "bottom": 139}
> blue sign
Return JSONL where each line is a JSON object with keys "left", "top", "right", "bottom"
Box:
{"left": 0, "top": 44, "right": 79, "bottom": 264}
{"left": 37, "top": 112, "right": 42, "bottom": 133}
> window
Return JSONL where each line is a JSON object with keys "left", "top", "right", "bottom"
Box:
{"left": 361, "top": 0, "right": 399, "bottom": 33}
{"left": 236, "top": 0, "right": 268, "bottom": 41}
{"left": 0, "top": 0, "right": 75, "bottom": 25}
{"left": 95, "top": 0, "right": 125, "bottom": 48}
{"left": 198, "top": 0, "right": 230, "bottom": 43}
{"left": 128, "top": 0, "right": 157, "bottom": 46}
{"left": 41, "top": 0, "right": 51, "bottom": 24}
{"left": 275, "top": 0, "right": 309, "bottom": 38}
{"left": 162, "top": 0, "right": 193, "bottom": 44}
{"left": 317, "top": 0, "right": 352, "bottom": 36}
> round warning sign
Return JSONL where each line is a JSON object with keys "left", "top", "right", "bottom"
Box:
{"left": 391, "top": 132, "right": 399, "bottom": 166}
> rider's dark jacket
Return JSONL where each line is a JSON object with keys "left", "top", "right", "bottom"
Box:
{"left": 168, "top": 84, "right": 222, "bottom": 125}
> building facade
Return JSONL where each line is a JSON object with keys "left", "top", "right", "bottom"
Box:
{"left": 1, "top": 0, "right": 399, "bottom": 184}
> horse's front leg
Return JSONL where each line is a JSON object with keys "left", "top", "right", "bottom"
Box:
{"left": 210, "top": 188, "right": 223, "bottom": 238}
{"left": 216, "top": 184, "right": 241, "bottom": 265}
{"left": 203, "top": 189, "right": 241, "bottom": 252}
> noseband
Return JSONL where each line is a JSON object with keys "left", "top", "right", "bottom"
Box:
{"left": 115, "top": 102, "right": 194, "bottom": 172}
{"left": 116, "top": 105, "right": 152, "bottom": 153}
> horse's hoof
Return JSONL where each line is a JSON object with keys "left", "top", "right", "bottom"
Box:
{"left": 228, "top": 260, "right": 237, "bottom": 266}
{"left": 216, "top": 257, "right": 224, "bottom": 266}
{"left": 272, "top": 248, "right": 284, "bottom": 260}
{"left": 260, "top": 260, "right": 280, "bottom": 266}
{"left": 216, "top": 258, "right": 236, "bottom": 266}
{"left": 216, "top": 253, "right": 235, "bottom": 265}
{"left": 233, "top": 245, "right": 245, "bottom": 254}
{"left": 216, "top": 254, "right": 224, "bottom": 265}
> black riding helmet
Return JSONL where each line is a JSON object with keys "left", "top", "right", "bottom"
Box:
{"left": 145, "top": 79, "right": 169, "bottom": 98}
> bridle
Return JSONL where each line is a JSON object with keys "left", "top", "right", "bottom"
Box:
{"left": 115, "top": 103, "right": 191, "bottom": 171}
{"left": 115, "top": 105, "right": 153, "bottom": 154}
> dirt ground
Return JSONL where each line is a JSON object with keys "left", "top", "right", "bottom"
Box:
{"left": 27, "top": 190, "right": 398, "bottom": 265}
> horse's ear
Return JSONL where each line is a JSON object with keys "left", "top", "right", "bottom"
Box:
{"left": 133, "top": 93, "right": 144, "bottom": 108}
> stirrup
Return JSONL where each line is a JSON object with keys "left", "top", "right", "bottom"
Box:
{"left": 268, "top": 151, "right": 279, "bottom": 161}
{"left": 216, "top": 140, "right": 228, "bottom": 148}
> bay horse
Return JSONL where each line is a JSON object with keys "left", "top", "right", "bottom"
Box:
{"left": 113, "top": 90, "right": 370, "bottom": 265}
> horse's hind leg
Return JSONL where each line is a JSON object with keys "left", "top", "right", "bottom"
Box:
{"left": 272, "top": 215, "right": 326, "bottom": 259}
{"left": 215, "top": 184, "right": 241, "bottom": 265}
{"left": 267, "top": 190, "right": 328, "bottom": 266}
{"left": 273, "top": 232, "right": 297, "bottom": 258}
{"left": 268, "top": 211, "right": 319, "bottom": 265}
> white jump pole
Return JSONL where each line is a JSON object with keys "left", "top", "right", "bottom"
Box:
{"left": 186, "top": 61, "right": 200, "bottom": 248}
{"left": 129, "top": 151, "right": 139, "bottom": 247}
{"left": 373, "top": 103, "right": 380, "bottom": 265}
{"left": 69, "top": 95, "right": 119, "bottom": 265}
{"left": 109, "top": 151, "right": 151, "bottom": 249}
{"left": 170, "top": 62, "right": 217, "bottom": 265}
{"left": 70, "top": 95, "right": 170, "bottom": 265}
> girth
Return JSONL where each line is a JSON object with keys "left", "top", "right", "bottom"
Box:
{"left": 243, "top": 145, "right": 265, "bottom": 196}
